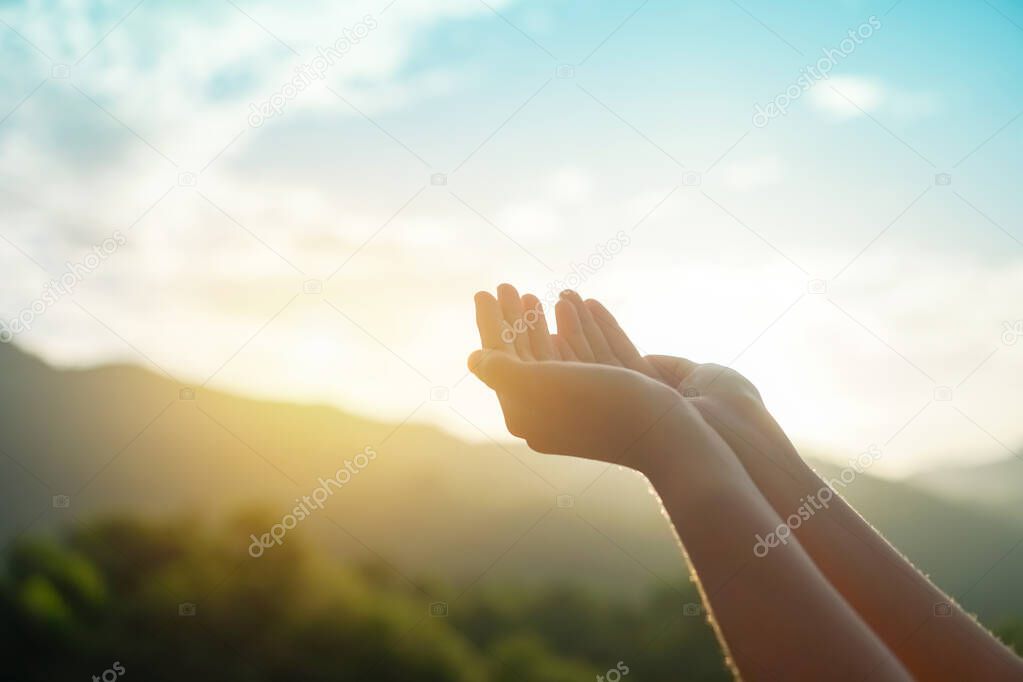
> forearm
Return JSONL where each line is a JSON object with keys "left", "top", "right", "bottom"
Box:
{"left": 703, "top": 404, "right": 1023, "bottom": 680}
{"left": 639, "top": 408, "right": 911, "bottom": 681}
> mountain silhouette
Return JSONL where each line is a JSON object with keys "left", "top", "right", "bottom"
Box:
{"left": 1, "top": 342, "right": 1020, "bottom": 621}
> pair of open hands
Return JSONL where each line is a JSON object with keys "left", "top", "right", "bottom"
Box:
{"left": 468, "top": 284, "right": 782, "bottom": 473}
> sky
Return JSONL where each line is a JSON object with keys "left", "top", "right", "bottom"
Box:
{"left": 1, "top": 0, "right": 1022, "bottom": 477}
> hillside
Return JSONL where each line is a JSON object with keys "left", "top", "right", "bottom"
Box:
{"left": 1, "top": 342, "right": 1021, "bottom": 623}
{"left": 910, "top": 457, "right": 1023, "bottom": 517}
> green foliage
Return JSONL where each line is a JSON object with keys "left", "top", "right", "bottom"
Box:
{"left": 16, "top": 575, "right": 73, "bottom": 630}
{"left": 0, "top": 513, "right": 732, "bottom": 680}
{"left": 10, "top": 538, "right": 106, "bottom": 610}
{"left": 488, "top": 635, "right": 593, "bottom": 682}
{"left": 5, "top": 511, "right": 1019, "bottom": 679}
{"left": 449, "top": 583, "right": 730, "bottom": 680}
{"left": 996, "top": 619, "right": 1023, "bottom": 655}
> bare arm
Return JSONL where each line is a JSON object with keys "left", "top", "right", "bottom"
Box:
{"left": 687, "top": 391, "right": 1023, "bottom": 681}
{"left": 580, "top": 295, "right": 1023, "bottom": 681}
{"left": 638, "top": 407, "right": 911, "bottom": 681}
{"left": 468, "top": 285, "right": 912, "bottom": 681}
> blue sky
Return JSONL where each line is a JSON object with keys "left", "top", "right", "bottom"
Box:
{"left": 1, "top": 0, "right": 1022, "bottom": 475}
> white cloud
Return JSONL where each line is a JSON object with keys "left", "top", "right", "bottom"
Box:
{"left": 810, "top": 75, "right": 937, "bottom": 122}
{"left": 811, "top": 75, "right": 883, "bottom": 119}
{"left": 0, "top": 0, "right": 505, "bottom": 235}
{"left": 0, "top": 2, "right": 1014, "bottom": 479}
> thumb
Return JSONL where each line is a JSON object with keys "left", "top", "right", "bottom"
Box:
{"left": 467, "top": 349, "right": 522, "bottom": 390}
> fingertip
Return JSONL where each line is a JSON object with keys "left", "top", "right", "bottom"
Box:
{"left": 562, "top": 290, "right": 591, "bottom": 315}
{"left": 521, "top": 293, "right": 541, "bottom": 310}
{"left": 475, "top": 290, "right": 496, "bottom": 305}
{"left": 497, "top": 282, "right": 519, "bottom": 299}
{"left": 585, "top": 298, "right": 613, "bottom": 322}
{"left": 554, "top": 298, "right": 580, "bottom": 334}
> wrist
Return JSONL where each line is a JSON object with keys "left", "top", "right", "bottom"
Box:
{"left": 614, "top": 375, "right": 685, "bottom": 462}
{"left": 629, "top": 398, "right": 686, "bottom": 477}
{"left": 636, "top": 403, "right": 750, "bottom": 496}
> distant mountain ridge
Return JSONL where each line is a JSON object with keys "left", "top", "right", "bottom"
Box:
{"left": 910, "top": 457, "right": 1023, "bottom": 517}
{"left": 1, "top": 342, "right": 1021, "bottom": 623}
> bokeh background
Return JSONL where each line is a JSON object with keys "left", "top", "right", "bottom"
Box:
{"left": 1, "top": 0, "right": 1022, "bottom": 679}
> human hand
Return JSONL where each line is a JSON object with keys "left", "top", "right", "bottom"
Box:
{"left": 468, "top": 285, "right": 687, "bottom": 468}
{"left": 559, "top": 294, "right": 800, "bottom": 470}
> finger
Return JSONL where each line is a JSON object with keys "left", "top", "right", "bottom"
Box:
{"left": 584, "top": 298, "right": 641, "bottom": 364}
{"left": 521, "top": 294, "right": 556, "bottom": 360}
{"left": 475, "top": 291, "right": 514, "bottom": 352}
{"left": 561, "top": 290, "right": 618, "bottom": 365}
{"left": 646, "top": 354, "right": 698, "bottom": 389}
{"left": 585, "top": 299, "right": 661, "bottom": 379}
{"left": 552, "top": 334, "right": 576, "bottom": 361}
{"left": 555, "top": 298, "right": 595, "bottom": 362}
{"left": 497, "top": 283, "right": 534, "bottom": 360}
